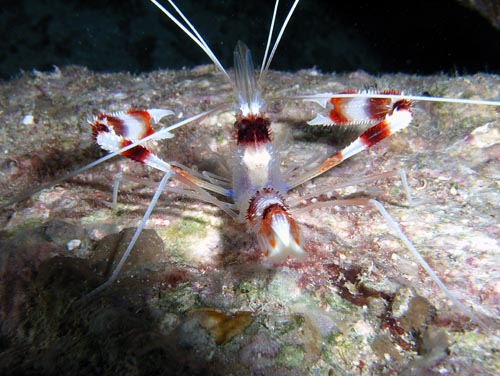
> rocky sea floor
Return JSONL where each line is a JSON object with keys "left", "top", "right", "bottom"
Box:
{"left": 0, "top": 67, "right": 499, "bottom": 375}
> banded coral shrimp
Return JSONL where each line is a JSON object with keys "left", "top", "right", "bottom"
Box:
{"left": 0, "top": 0, "right": 499, "bottom": 374}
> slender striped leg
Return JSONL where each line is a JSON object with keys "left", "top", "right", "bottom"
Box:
{"left": 291, "top": 198, "right": 490, "bottom": 331}
{"left": 289, "top": 94, "right": 413, "bottom": 189}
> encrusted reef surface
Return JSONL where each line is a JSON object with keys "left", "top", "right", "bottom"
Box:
{"left": 0, "top": 66, "right": 499, "bottom": 375}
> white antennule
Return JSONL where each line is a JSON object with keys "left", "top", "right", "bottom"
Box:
{"left": 234, "top": 41, "right": 262, "bottom": 116}
{"left": 259, "top": 0, "right": 300, "bottom": 82}
{"left": 150, "top": 0, "right": 231, "bottom": 83}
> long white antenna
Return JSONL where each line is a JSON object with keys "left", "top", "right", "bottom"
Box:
{"left": 260, "top": 0, "right": 300, "bottom": 81}
{"left": 150, "top": 0, "right": 231, "bottom": 83}
{"left": 260, "top": 0, "right": 280, "bottom": 79}
{"left": 165, "top": 0, "right": 211, "bottom": 55}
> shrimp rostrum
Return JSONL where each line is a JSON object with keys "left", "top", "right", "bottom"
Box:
{"left": 1, "top": 0, "right": 499, "bottom": 373}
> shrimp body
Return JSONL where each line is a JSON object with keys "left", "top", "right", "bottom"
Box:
{"left": 230, "top": 42, "right": 304, "bottom": 260}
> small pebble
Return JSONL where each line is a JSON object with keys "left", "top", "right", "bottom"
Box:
{"left": 66, "top": 239, "right": 81, "bottom": 251}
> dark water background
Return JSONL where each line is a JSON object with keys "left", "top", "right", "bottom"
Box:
{"left": 1, "top": 0, "right": 499, "bottom": 79}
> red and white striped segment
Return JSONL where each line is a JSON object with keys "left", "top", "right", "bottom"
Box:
{"left": 90, "top": 109, "right": 174, "bottom": 141}
{"left": 305, "top": 90, "right": 404, "bottom": 126}
{"left": 247, "top": 188, "right": 304, "bottom": 261}
{"left": 289, "top": 98, "right": 413, "bottom": 189}
{"left": 231, "top": 112, "right": 289, "bottom": 213}
{"left": 301, "top": 90, "right": 500, "bottom": 127}
{"left": 341, "top": 99, "right": 412, "bottom": 159}
{"left": 89, "top": 108, "right": 229, "bottom": 196}
{"left": 90, "top": 109, "right": 174, "bottom": 172}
